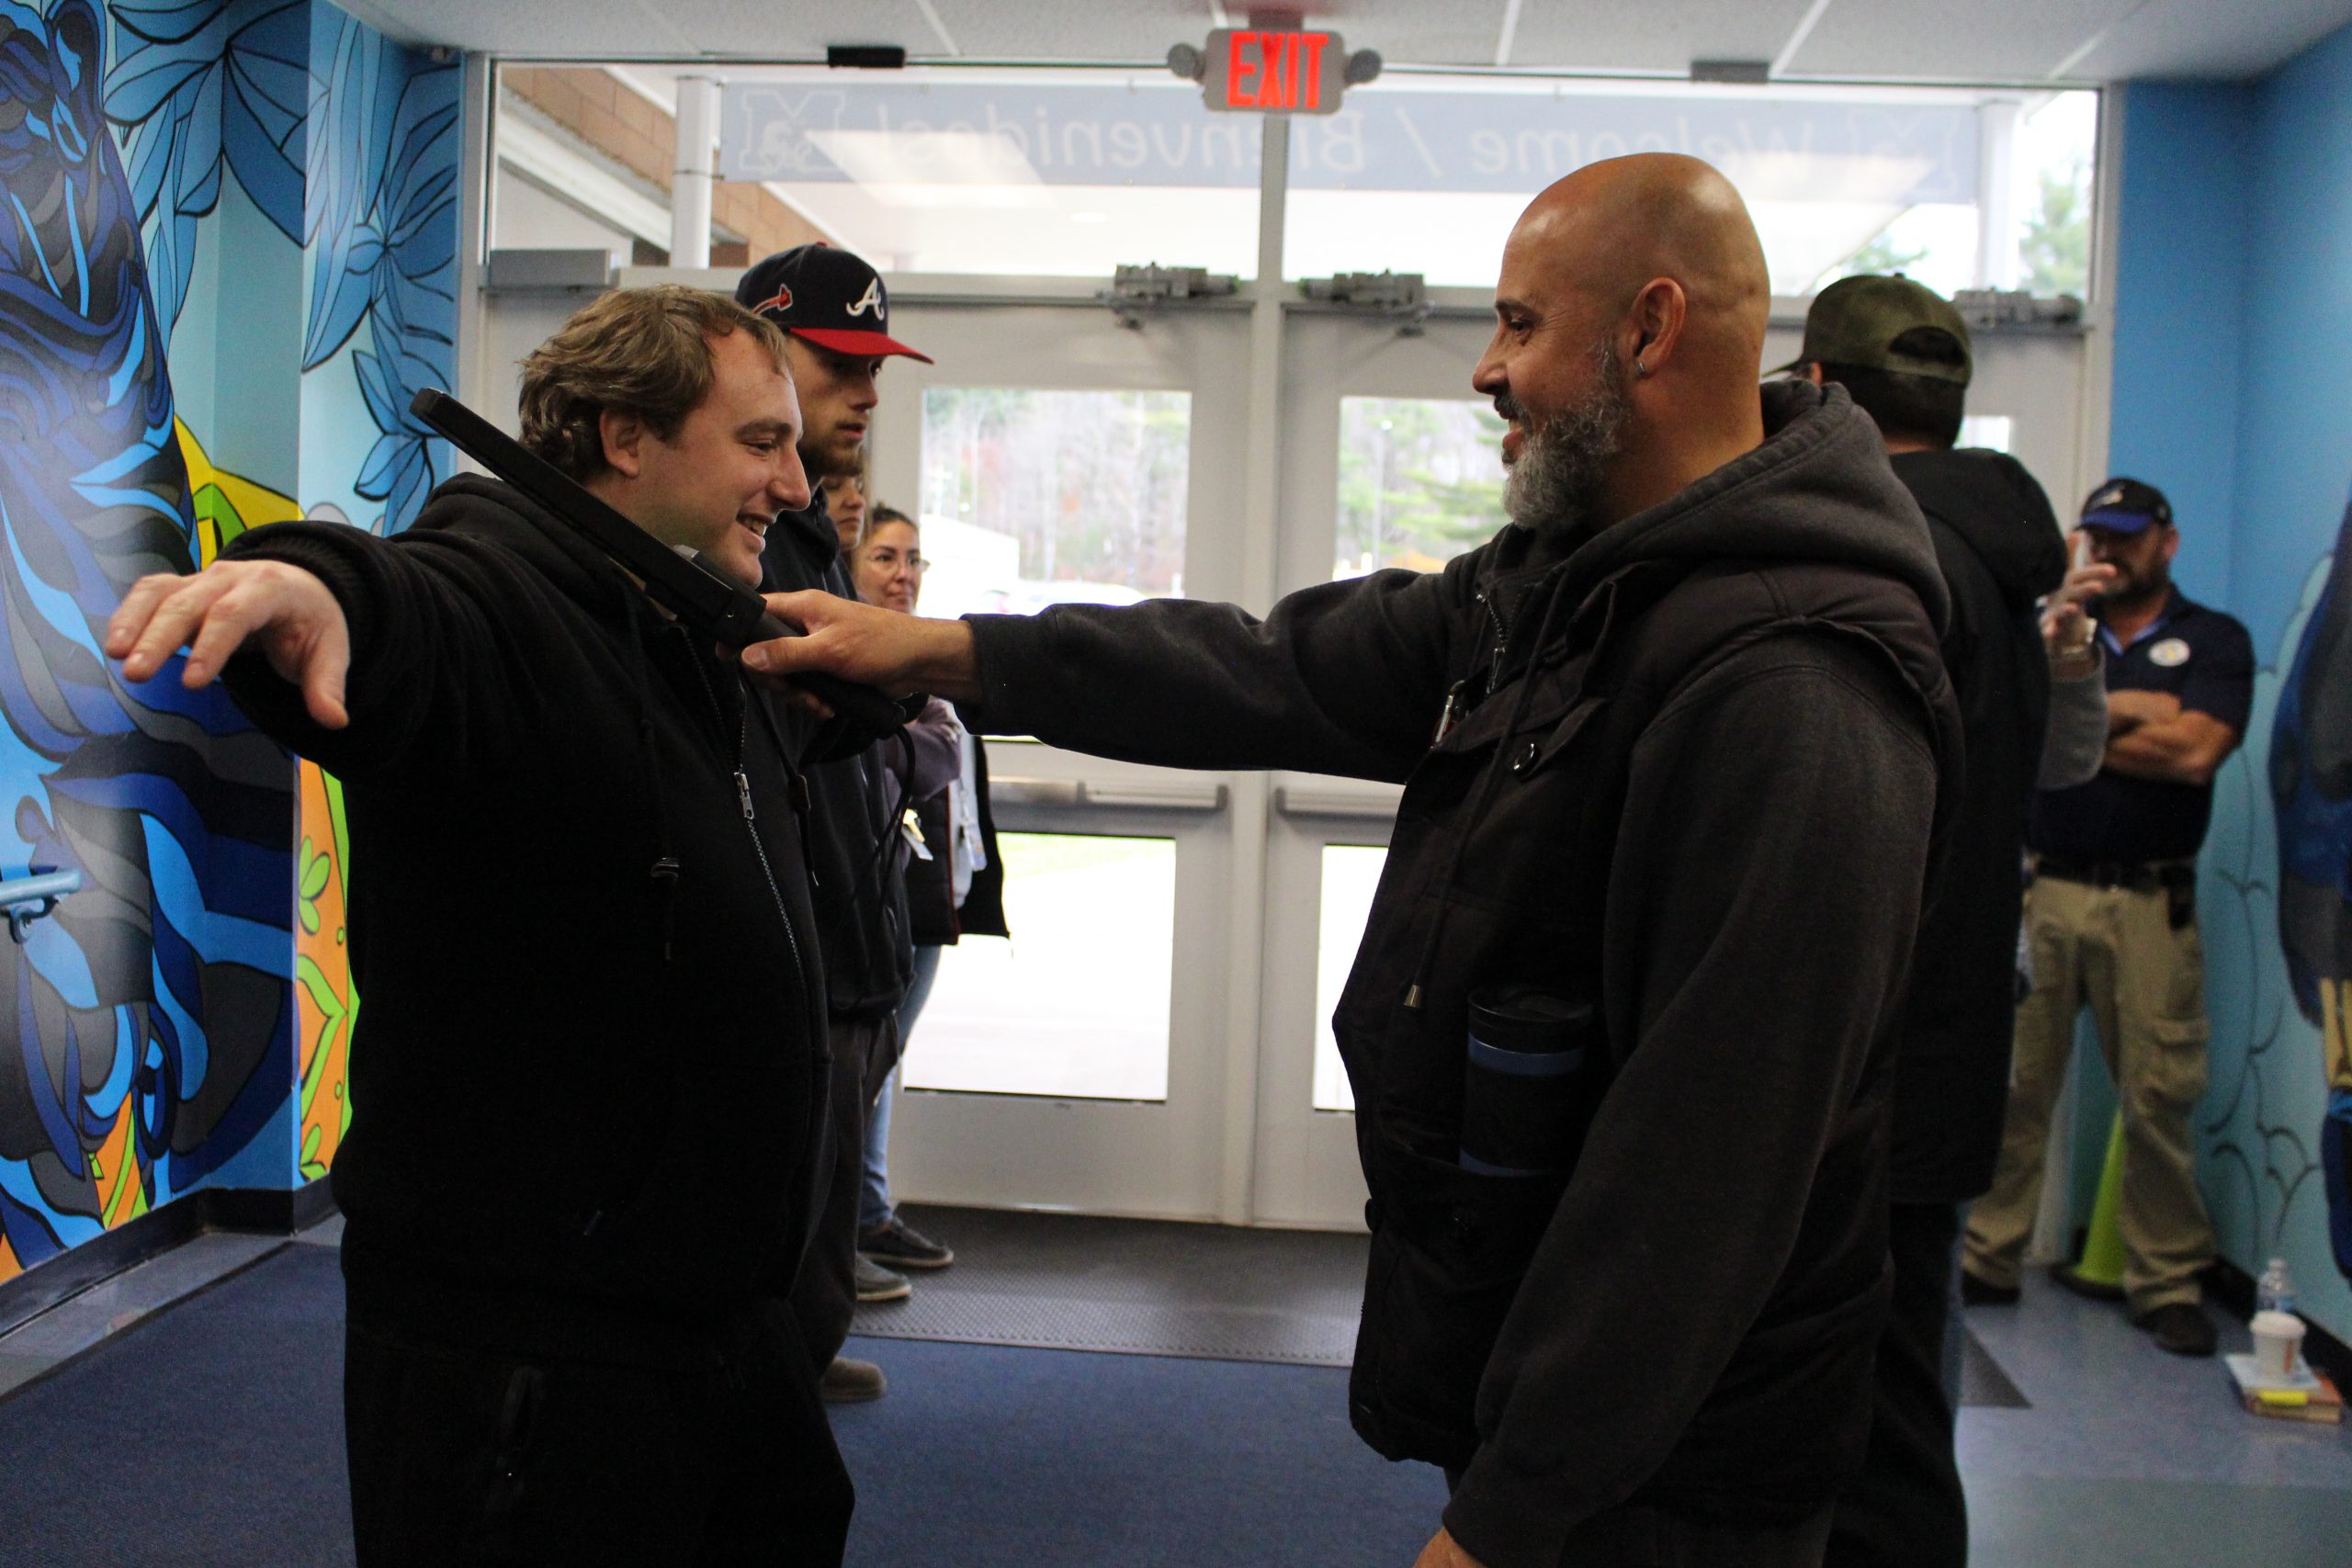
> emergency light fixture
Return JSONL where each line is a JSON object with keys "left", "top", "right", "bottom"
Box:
{"left": 1168, "top": 29, "right": 1381, "bottom": 116}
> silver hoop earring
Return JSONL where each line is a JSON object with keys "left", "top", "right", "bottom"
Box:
{"left": 1634, "top": 359, "right": 1649, "bottom": 377}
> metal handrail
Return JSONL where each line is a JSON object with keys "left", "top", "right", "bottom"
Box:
{"left": 0, "top": 870, "right": 80, "bottom": 943}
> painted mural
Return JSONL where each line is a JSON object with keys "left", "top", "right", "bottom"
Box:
{"left": 2199, "top": 513, "right": 2352, "bottom": 1326}
{"left": 0, "top": 0, "right": 453, "bottom": 1282}
{"left": 0, "top": 0, "right": 290, "bottom": 1276}
{"left": 2269, "top": 495, "right": 2352, "bottom": 1281}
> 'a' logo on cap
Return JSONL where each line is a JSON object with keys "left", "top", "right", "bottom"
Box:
{"left": 2093, "top": 486, "right": 2126, "bottom": 510}
{"left": 848, "top": 278, "right": 884, "bottom": 321}
{"left": 752, "top": 285, "right": 793, "bottom": 315}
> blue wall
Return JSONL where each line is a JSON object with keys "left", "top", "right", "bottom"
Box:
{"left": 2233, "top": 28, "right": 2352, "bottom": 656}
{"left": 2109, "top": 24, "right": 2352, "bottom": 1343}
{"left": 2107, "top": 82, "right": 2250, "bottom": 604}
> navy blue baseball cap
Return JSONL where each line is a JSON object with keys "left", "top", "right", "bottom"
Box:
{"left": 735, "top": 243, "right": 933, "bottom": 363}
{"left": 2080, "top": 477, "right": 2173, "bottom": 534}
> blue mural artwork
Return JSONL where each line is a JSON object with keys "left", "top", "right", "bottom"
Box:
{"left": 106, "top": 0, "right": 456, "bottom": 536}
{"left": 0, "top": 0, "right": 294, "bottom": 1271}
{"left": 302, "top": 10, "right": 454, "bottom": 535}
{"left": 2269, "top": 493, "right": 2352, "bottom": 1278}
{"left": 102, "top": 0, "right": 306, "bottom": 339}
{"left": 0, "top": 0, "right": 456, "bottom": 1282}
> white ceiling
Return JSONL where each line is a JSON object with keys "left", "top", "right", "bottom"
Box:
{"left": 345, "top": 0, "right": 2352, "bottom": 83}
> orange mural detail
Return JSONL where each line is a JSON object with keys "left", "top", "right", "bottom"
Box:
{"left": 294, "top": 761, "right": 357, "bottom": 1182}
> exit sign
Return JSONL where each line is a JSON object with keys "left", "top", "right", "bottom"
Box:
{"left": 1204, "top": 28, "right": 1345, "bottom": 116}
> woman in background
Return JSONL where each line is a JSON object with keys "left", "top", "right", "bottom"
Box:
{"left": 821, "top": 468, "right": 867, "bottom": 556}
{"left": 849, "top": 505, "right": 1006, "bottom": 1281}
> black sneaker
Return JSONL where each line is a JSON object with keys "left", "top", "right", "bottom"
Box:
{"left": 854, "top": 1254, "right": 911, "bottom": 1303}
{"left": 820, "top": 1356, "right": 887, "bottom": 1403}
{"left": 2132, "top": 1301, "right": 2218, "bottom": 1358}
{"left": 1960, "top": 1269, "right": 2020, "bottom": 1306}
{"left": 2051, "top": 1261, "right": 2128, "bottom": 1303}
{"left": 861, "top": 1215, "right": 954, "bottom": 1270}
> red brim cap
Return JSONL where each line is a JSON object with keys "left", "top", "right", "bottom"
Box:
{"left": 790, "top": 325, "right": 934, "bottom": 365}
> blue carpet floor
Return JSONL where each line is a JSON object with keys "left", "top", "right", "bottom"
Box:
{"left": 17, "top": 1234, "right": 2344, "bottom": 1567}
{"left": 0, "top": 1242, "right": 1447, "bottom": 1567}
{"left": 831, "top": 1337, "right": 1445, "bottom": 1566}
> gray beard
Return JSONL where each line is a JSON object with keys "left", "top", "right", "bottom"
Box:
{"left": 1503, "top": 343, "right": 1632, "bottom": 536}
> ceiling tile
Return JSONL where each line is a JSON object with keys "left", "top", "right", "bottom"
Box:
{"left": 2067, "top": 0, "right": 2352, "bottom": 81}
{"left": 1506, "top": 0, "right": 1818, "bottom": 76}
{"left": 337, "top": 0, "right": 2352, "bottom": 82}
{"left": 1783, "top": 0, "right": 2127, "bottom": 81}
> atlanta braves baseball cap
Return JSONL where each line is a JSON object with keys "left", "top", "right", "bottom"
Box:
{"left": 735, "top": 244, "right": 933, "bottom": 364}
{"left": 2079, "top": 477, "right": 2173, "bottom": 534}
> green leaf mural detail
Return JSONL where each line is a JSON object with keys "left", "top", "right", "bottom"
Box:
{"left": 300, "top": 836, "right": 331, "bottom": 897}
{"left": 296, "top": 954, "right": 350, "bottom": 1119}
{"left": 192, "top": 482, "right": 251, "bottom": 552}
{"left": 297, "top": 835, "right": 327, "bottom": 934}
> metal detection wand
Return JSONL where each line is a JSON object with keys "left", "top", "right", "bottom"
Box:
{"left": 408, "top": 389, "right": 907, "bottom": 733}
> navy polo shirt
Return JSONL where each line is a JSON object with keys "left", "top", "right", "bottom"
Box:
{"left": 2029, "top": 587, "right": 2255, "bottom": 863}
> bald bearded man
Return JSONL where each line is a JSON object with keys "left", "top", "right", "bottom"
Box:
{"left": 753, "top": 156, "right": 1960, "bottom": 1568}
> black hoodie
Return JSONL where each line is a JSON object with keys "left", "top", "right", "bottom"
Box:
{"left": 219, "top": 477, "right": 831, "bottom": 1362}
{"left": 761, "top": 497, "right": 917, "bottom": 1022}
{"left": 1888, "top": 448, "right": 2066, "bottom": 1202}
{"left": 964, "top": 383, "right": 1962, "bottom": 1567}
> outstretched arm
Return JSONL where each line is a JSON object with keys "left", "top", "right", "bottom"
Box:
{"left": 107, "top": 559, "right": 353, "bottom": 730}
{"left": 750, "top": 564, "right": 1467, "bottom": 783}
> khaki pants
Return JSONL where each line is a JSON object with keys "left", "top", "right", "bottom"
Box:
{"left": 1962, "top": 869, "right": 2215, "bottom": 1313}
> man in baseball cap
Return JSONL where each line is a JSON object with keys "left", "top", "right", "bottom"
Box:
{"left": 1792, "top": 272, "right": 2099, "bottom": 1568}
{"left": 736, "top": 245, "right": 956, "bottom": 1409}
{"left": 1967, "top": 474, "right": 2252, "bottom": 1371}
{"left": 737, "top": 244, "right": 932, "bottom": 485}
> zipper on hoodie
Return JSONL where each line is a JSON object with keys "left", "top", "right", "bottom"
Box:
{"left": 1479, "top": 589, "right": 1511, "bottom": 698}
{"left": 688, "top": 656, "right": 807, "bottom": 984}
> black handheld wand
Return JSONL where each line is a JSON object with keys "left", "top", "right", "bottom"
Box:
{"left": 409, "top": 389, "right": 906, "bottom": 731}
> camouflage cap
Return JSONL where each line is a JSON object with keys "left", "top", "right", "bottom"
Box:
{"left": 1776, "top": 274, "right": 1973, "bottom": 386}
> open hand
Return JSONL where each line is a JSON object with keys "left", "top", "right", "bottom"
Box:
{"left": 740, "top": 590, "right": 980, "bottom": 705}
{"left": 105, "top": 560, "right": 352, "bottom": 729}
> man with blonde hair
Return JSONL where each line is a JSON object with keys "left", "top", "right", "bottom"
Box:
{"left": 106, "top": 286, "right": 854, "bottom": 1564}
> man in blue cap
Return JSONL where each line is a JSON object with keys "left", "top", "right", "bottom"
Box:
{"left": 1963, "top": 478, "right": 2254, "bottom": 1359}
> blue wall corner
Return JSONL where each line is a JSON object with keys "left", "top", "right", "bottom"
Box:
{"left": 2107, "top": 21, "right": 2352, "bottom": 1341}
{"left": 2109, "top": 79, "right": 2254, "bottom": 605}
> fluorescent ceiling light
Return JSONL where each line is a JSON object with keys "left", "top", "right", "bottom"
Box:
{"left": 804, "top": 129, "right": 1049, "bottom": 208}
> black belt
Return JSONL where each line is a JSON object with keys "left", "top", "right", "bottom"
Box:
{"left": 2033, "top": 855, "right": 2195, "bottom": 893}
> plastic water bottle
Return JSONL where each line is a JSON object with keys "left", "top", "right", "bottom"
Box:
{"left": 2256, "top": 1257, "right": 2297, "bottom": 1316}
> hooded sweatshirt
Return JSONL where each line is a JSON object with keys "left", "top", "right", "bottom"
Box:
{"left": 761, "top": 496, "right": 922, "bottom": 1022}
{"left": 1888, "top": 447, "right": 2066, "bottom": 1202}
{"left": 962, "top": 382, "right": 1962, "bottom": 1567}
{"left": 218, "top": 477, "right": 831, "bottom": 1363}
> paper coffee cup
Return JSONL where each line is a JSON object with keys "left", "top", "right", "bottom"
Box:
{"left": 2250, "top": 1309, "right": 2306, "bottom": 1381}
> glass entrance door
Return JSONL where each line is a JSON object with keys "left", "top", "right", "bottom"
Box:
{"left": 860, "top": 297, "right": 1256, "bottom": 1220}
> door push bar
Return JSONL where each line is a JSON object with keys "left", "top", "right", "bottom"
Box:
{"left": 991, "top": 778, "right": 1228, "bottom": 812}
{"left": 1, "top": 869, "right": 81, "bottom": 943}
